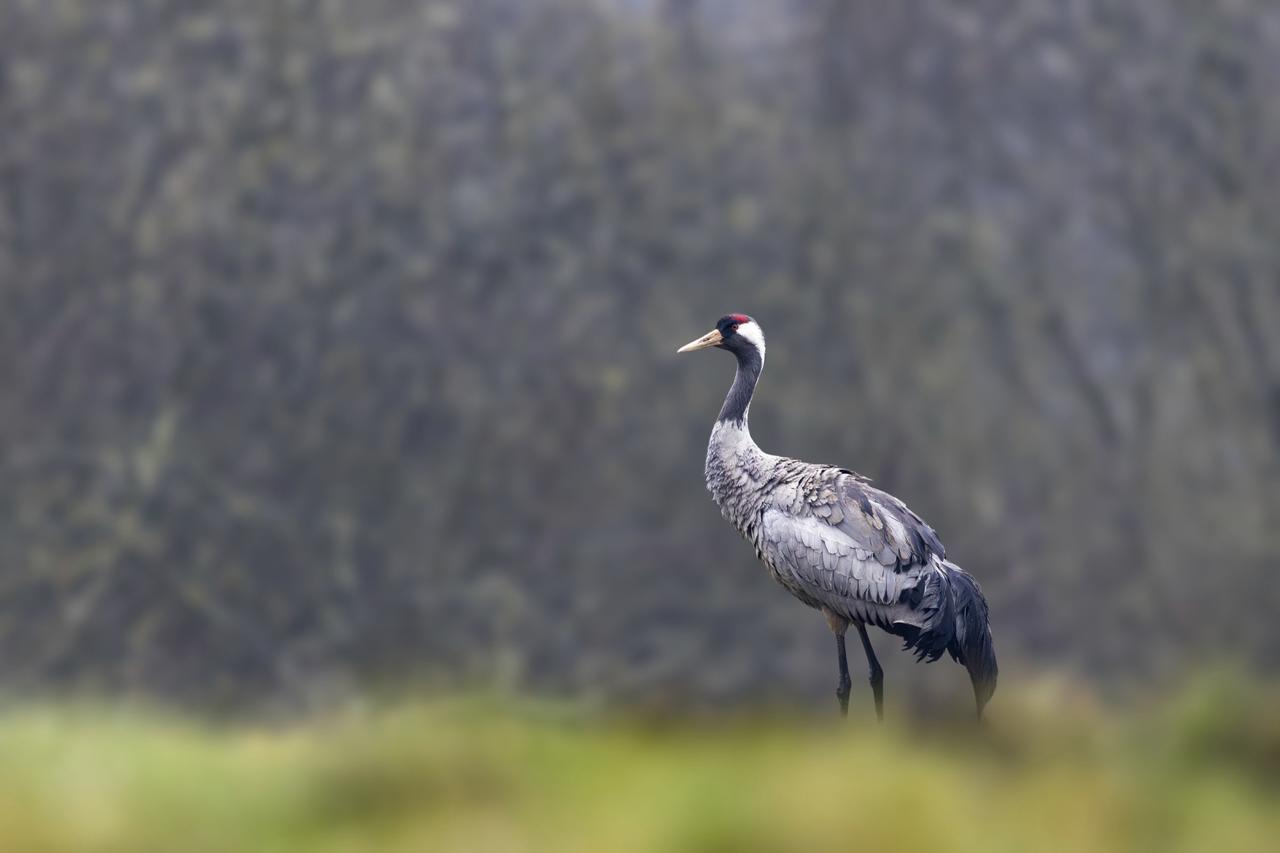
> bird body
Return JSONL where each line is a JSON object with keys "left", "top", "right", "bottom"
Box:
{"left": 679, "top": 314, "right": 997, "bottom": 718}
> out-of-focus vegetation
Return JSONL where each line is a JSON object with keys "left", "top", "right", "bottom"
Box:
{"left": 2, "top": 0, "right": 1279, "bottom": 710}
{"left": 0, "top": 677, "right": 1277, "bottom": 852}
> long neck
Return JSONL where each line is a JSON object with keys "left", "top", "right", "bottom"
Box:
{"left": 718, "top": 346, "right": 762, "bottom": 425}
{"left": 706, "top": 345, "right": 768, "bottom": 531}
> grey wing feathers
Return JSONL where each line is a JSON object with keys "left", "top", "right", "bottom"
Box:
{"left": 760, "top": 510, "right": 926, "bottom": 629}
{"left": 759, "top": 468, "right": 946, "bottom": 629}
{"left": 810, "top": 472, "right": 943, "bottom": 569}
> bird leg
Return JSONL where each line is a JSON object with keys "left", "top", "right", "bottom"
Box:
{"left": 854, "top": 622, "right": 885, "bottom": 722}
{"left": 823, "top": 609, "right": 852, "bottom": 717}
{"left": 834, "top": 633, "right": 852, "bottom": 717}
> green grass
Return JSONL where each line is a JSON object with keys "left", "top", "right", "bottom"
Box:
{"left": 0, "top": 676, "right": 1276, "bottom": 852}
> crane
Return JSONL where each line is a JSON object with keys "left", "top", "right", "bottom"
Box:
{"left": 678, "top": 314, "right": 997, "bottom": 719}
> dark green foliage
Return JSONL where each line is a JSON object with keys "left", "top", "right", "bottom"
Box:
{"left": 1, "top": 0, "right": 1277, "bottom": 707}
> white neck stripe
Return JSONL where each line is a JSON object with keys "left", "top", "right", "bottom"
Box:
{"left": 736, "top": 320, "right": 766, "bottom": 361}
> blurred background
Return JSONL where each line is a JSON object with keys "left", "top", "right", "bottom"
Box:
{"left": 2, "top": 0, "right": 1279, "bottom": 848}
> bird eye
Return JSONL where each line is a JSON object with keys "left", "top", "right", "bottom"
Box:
{"left": 729, "top": 324, "right": 739, "bottom": 333}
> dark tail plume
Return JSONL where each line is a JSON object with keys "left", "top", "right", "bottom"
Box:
{"left": 896, "top": 566, "right": 955, "bottom": 664}
{"left": 943, "top": 563, "right": 998, "bottom": 715}
{"left": 891, "top": 561, "right": 998, "bottom": 715}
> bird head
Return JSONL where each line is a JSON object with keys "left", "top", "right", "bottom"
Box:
{"left": 677, "top": 314, "right": 765, "bottom": 361}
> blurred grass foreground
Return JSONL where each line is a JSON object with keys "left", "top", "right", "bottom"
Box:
{"left": 0, "top": 677, "right": 1276, "bottom": 853}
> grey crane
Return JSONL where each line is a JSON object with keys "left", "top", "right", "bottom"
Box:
{"left": 678, "top": 314, "right": 997, "bottom": 719}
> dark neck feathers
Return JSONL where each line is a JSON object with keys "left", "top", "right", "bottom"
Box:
{"left": 718, "top": 344, "right": 762, "bottom": 424}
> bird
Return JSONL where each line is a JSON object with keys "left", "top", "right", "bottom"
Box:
{"left": 678, "top": 314, "right": 997, "bottom": 720}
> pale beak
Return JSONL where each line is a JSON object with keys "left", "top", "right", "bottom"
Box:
{"left": 677, "top": 328, "right": 724, "bottom": 353}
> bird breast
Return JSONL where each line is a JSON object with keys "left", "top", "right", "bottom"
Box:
{"left": 704, "top": 421, "right": 773, "bottom": 538}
